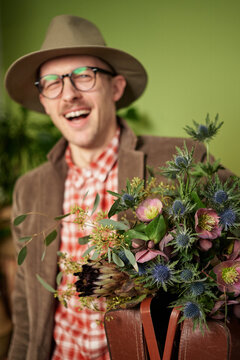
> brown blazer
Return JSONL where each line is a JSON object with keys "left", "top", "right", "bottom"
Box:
{"left": 8, "top": 119, "right": 215, "bottom": 360}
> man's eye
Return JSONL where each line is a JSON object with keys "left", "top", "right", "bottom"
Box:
{"left": 44, "top": 80, "right": 61, "bottom": 89}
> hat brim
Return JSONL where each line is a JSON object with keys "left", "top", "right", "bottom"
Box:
{"left": 5, "top": 46, "right": 147, "bottom": 112}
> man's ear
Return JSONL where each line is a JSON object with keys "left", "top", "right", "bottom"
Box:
{"left": 39, "top": 94, "right": 49, "bottom": 115}
{"left": 112, "top": 75, "right": 127, "bottom": 102}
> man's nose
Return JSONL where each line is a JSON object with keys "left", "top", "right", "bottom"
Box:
{"left": 61, "top": 77, "right": 82, "bottom": 101}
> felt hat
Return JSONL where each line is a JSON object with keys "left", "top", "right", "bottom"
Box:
{"left": 5, "top": 15, "right": 147, "bottom": 112}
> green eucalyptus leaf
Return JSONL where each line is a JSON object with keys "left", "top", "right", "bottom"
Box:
{"left": 78, "top": 236, "right": 90, "bottom": 245}
{"left": 14, "top": 214, "right": 28, "bottom": 226}
{"left": 123, "top": 248, "right": 136, "bottom": 267}
{"left": 82, "top": 245, "right": 96, "bottom": 257}
{"left": 45, "top": 229, "right": 57, "bottom": 246}
{"left": 145, "top": 214, "right": 167, "bottom": 244}
{"left": 108, "top": 247, "right": 112, "bottom": 263}
{"left": 91, "top": 250, "right": 100, "bottom": 260}
{"left": 36, "top": 274, "right": 55, "bottom": 293}
{"left": 112, "top": 253, "right": 125, "bottom": 267}
{"left": 99, "top": 219, "right": 129, "bottom": 230}
{"left": 41, "top": 247, "right": 46, "bottom": 262}
{"left": 56, "top": 271, "right": 63, "bottom": 286}
{"left": 54, "top": 213, "right": 71, "bottom": 220}
{"left": 19, "top": 236, "right": 32, "bottom": 242}
{"left": 18, "top": 246, "right": 27, "bottom": 265}
{"left": 91, "top": 193, "right": 100, "bottom": 215}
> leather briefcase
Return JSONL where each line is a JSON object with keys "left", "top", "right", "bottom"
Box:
{"left": 104, "top": 297, "right": 240, "bottom": 360}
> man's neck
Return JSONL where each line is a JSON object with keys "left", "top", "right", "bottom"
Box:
{"left": 69, "top": 127, "right": 118, "bottom": 168}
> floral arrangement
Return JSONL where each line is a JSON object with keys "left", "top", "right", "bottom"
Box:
{"left": 15, "top": 114, "right": 240, "bottom": 329}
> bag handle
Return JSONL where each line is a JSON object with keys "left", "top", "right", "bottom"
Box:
{"left": 140, "top": 298, "right": 181, "bottom": 360}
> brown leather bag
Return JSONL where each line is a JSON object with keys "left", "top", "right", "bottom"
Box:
{"left": 104, "top": 297, "right": 240, "bottom": 360}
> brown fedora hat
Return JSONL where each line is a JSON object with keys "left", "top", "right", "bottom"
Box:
{"left": 5, "top": 15, "right": 147, "bottom": 112}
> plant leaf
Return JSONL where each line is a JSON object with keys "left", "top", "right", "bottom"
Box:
{"left": 124, "top": 248, "right": 137, "bottom": 269}
{"left": 78, "top": 236, "right": 90, "bottom": 245}
{"left": 108, "top": 247, "right": 112, "bottom": 263}
{"left": 82, "top": 245, "right": 96, "bottom": 257}
{"left": 107, "top": 190, "right": 122, "bottom": 198}
{"left": 36, "top": 274, "right": 55, "bottom": 293}
{"left": 14, "top": 214, "right": 28, "bottom": 226}
{"left": 99, "top": 219, "right": 129, "bottom": 230}
{"left": 108, "top": 198, "right": 121, "bottom": 218}
{"left": 41, "top": 246, "right": 46, "bottom": 262}
{"left": 19, "top": 236, "right": 32, "bottom": 242}
{"left": 45, "top": 229, "right": 57, "bottom": 246}
{"left": 112, "top": 253, "right": 125, "bottom": 267}
{"left": 145, "top": 214, "right": 167, "bottom": 244}
{"left": 54, "top": 213, "right": 71, "bottom": 220}
{"left": 18, "top": 246, "right": 27, "bottom": 265}
{"left": 56, "top": 271, "right": 63, "bottom": 286}
{"left": 91, "top": 250, "right": 100, "bottom": 260}
{"left": 91, "top": 193, "right": 100, "bottom": 215}
{"left": 125, "top": 229, "right": 149, "bottom": 241}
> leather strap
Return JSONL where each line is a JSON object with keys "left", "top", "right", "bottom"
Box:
{"left": 162, "top": 307, "right": 181, "bottom": 360}
{"left": 140, "top": 297, "right": 161, "bottom": 360}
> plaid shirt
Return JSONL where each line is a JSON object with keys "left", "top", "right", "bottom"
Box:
{"left": 52, "top": 129, "right": 119, "bottom": 360}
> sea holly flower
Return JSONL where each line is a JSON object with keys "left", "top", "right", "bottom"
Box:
{"left": 219, "top": 208, "right": 237, "bottom": 230}
{"left": 195, "top": 208, "right": 221, "bottom": 239}
{"left": 171, "top": 200, "right": 186, "bottom": 216}
{"left": 213, "top": 190, "right": 228, "bottom": 204}
{"left": 136, "top": 198, "right": 163, "bottom": 222}
{"left": 183, "top": 301, "right": 202, "bottom": 319}
{"left": 213, "top": 260, "right": 240, "bottom": 296}
{"left": 145, "top": 257, "right": 178, "bottom": 291}
{"left": 184, "top": 113, "right": 223, "bottom": 143}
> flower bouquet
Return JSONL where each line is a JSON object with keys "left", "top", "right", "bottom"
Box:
{"left": 15, "top": 114, "right": 240, "bottom": 330}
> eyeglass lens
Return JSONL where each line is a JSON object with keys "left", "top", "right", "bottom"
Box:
{"left": 39, "top": 67, "right": 96, "bottom": 99}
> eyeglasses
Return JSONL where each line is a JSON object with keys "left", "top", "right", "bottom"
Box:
{"left": 34, "top": 66, "right": 116, "bottom": 99}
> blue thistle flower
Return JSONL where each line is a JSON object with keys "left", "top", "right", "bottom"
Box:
{"left": 220, "top": 208, "right": 237, "bottom": 229}
{"left": 180, "top": 269, "right": 193, "bottom": 281}
{"left": 171, "top": 200, "right": 186, "bottom": 216}
{"left": 175, "top": 233, "right": 190, "bottom": 247}
{"left": 152, "top": 264, "right": 171, "bottom": 284}
{"left": 121, "top": 193, "right": 135, "bottom": 206}
{"left": 198, "top": 125, "right": 209, "bottom": 137}
{"left": 183, "top": 302, "right": 201, "bottom": 319}
{"left": 213, "top": 190, "right": 228, "bottom": 204}
{"left": 190, "top": 282, "right": 205, "bottom": 296}
{"left": 175, "top": 156, "right": 188, "bottom": 168}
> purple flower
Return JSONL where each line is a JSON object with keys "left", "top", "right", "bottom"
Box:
{"left": 195, "top": 208, "right": 221, "bottom": 239}
{"left": 198, "top": 239, "right": 213, "bottom": 251}
{"left": 136, "top": 198, "right": 163, "bottom": 222}
{"left": 213, "top": 260, "right": 240, "bottom": 296}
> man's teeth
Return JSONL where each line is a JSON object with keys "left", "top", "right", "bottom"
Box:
{"left": 65, "top": 110, "right": 89, "bottom": 120}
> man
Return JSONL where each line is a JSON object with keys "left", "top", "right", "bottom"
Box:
{"left": 5, "top": 15, "right": 209, "bottom": 360}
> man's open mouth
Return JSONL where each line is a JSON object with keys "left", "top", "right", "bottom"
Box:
{"left": 64, "top": 110, "right": 90, "bottom": 121}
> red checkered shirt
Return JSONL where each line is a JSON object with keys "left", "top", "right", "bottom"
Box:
{"left": 52, "top": 129, "right": 119, "bottom": 360}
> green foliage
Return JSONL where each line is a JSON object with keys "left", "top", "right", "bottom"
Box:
{"left": 0, "top": 106, "right": 61, "bottom": 207}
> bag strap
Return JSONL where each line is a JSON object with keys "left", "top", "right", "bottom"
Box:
{"left": 140, "top": 299, "right": 181, "bottom": 360}
{"left": 140, "top": 297, "right": 161, "bottom": 360}
{"left": 162, "top": 307, "right": 181, "bottom": 360}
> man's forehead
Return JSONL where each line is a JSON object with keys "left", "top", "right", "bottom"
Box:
{"left": 39, "top": 55, "right": 112, "bottom": 75}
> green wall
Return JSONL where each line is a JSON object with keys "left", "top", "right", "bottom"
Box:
{"left": 1, "top": 0, "right": 240, "bottom": 175}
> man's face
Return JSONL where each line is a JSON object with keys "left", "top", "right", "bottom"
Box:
{"left": 39, "top": 55, "right": 126, "bottom": 151}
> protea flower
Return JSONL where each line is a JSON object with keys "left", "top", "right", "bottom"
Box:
{"left": 213, "top": 260, "right": 240, "bottom": 296}
{"left": 195, "top": 208, "right": 221, "bottom": 239}
{"left": 74, "top": 260, "right": 140, "bottom": 298}
{"left": 136, "top": 198, "right": 163, "bottom": 222}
